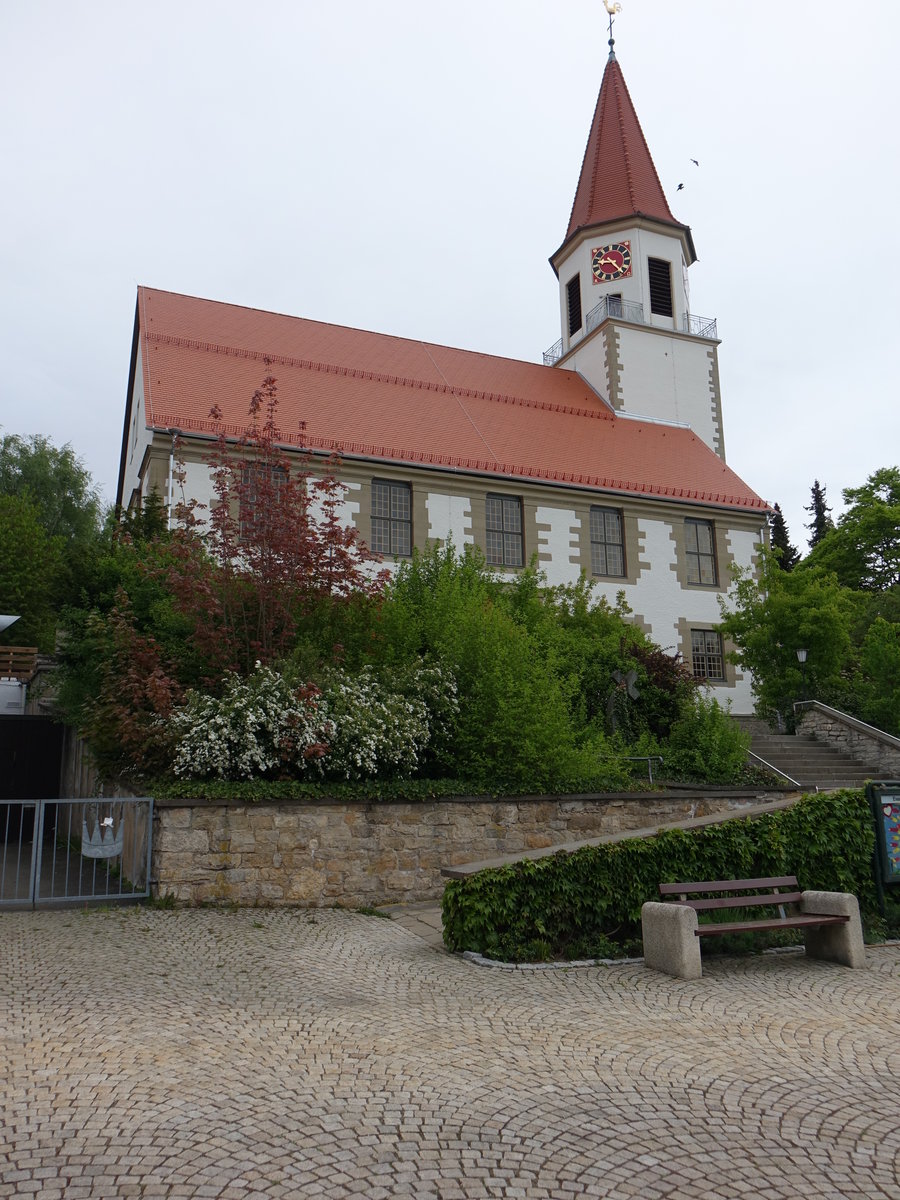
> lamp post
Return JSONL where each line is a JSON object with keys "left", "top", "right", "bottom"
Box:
{"left": 796, "top": 648, "right": 808, "bottom": 702}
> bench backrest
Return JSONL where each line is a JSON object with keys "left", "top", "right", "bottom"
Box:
{"left": 658, "top": 876, "right": 801, "bottom": 914}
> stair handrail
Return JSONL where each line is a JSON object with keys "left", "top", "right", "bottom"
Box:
{"left": 747, "top": 750, "right": 802, "bottom": 790}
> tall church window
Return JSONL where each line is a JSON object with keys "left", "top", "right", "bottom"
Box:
{"left": 240, "top": 463, "right": 288, "bottom": 542}
{"left": 685, "top": 518, "right": 718, "bottom": 586}
{"left": 648, "top": 257, "right": 673, "bottom": 317}
{"left": 691, "top": 629, "right": 725, "bottom": 681}
{"left": 486, "top": 494, "right": 523, "bottom": 567}
{"left": 371, "top": 479, "right": 412, "bottom": 556}
{"left": 566, "top": 275, "right": 582, "bottom": 336}
{"left": 590, "top": 506, "right": 625, "bottom": 577}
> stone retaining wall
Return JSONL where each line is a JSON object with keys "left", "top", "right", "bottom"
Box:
{"left": 153, "top": 792, "right": 767, "bottom": 907}
{"left": 797, "top": 703, "right": 900, "bottom": 776}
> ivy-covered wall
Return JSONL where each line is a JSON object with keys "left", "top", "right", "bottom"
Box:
{"left": 441, "top": 790, "right": 877, "bottom": 963}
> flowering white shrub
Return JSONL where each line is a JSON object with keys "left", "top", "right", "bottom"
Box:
{"left": 169, "top": 660, "right": 458, "bottom": 782}
{"left": 321, "top": 662, "right": 458, "bottom": 781}
{"left": 170, "top": 666, "right": 334, "bottom": 780}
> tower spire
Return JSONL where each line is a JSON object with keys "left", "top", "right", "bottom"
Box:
{"left": 560, "top": 41, "right": 693, "bottom": 252}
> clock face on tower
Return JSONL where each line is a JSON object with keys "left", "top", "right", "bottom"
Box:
{"left": 591, "top": 241, "right": 632, "bottom": 283}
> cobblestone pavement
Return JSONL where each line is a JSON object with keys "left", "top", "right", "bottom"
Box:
{"left": 2, "top": 908, "right": 900, "bottom": 1199}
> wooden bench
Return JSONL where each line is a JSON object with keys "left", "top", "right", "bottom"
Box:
{"left": 641, "top": 875, "right": 866, "bottom": 979}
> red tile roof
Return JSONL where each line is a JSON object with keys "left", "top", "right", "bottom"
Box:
{"left": 566, "top": 52, "right": 681, "bottom": 241}
{"left": 133, "top": 287, "right": 767, "bottom": 512}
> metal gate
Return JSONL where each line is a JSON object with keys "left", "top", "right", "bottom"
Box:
{"left": 1, "top": 797, "right": 153, "bottom": 908}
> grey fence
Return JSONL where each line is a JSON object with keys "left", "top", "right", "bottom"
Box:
{"left": 1, "top": 797, "right": 153, "bottom": 908}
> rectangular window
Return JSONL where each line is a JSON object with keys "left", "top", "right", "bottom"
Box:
{"left": 685, "top": 518, "right": 718, "bottom": 586}
{"left": 566, "top": 274, "right": 582, "bottom": 336}
{"left": 691, "top": 629, "right": 725, "bottom": 681}
{"left": 648, "top": 257, "right": 673, "bottom": 317}
{"left": 371, "top": 479, "right": 412, "bottom": 557}
{"left": 485, "top": 494, "right": 523, "bottom": 567}
{"left": 240, "top": 463, "right": 288, "bottom": 542}
{"left": 607, "top": 292, "right": 622, "bottom": 317}
{"left": 590, "top": 506, "right": 625, "bottom": 577}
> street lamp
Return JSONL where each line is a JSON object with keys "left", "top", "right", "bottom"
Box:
{"left": 796, "top": 648, "right": 808, "bottom": 702}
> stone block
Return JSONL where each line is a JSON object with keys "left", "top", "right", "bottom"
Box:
{"left": 387, "top": 871, "right": 417, "bottom": 892}
{"left": 525, "top": 833, "right": 554, "bottom": 850}
{"left": 163, "top": 808, "right": 193, "bottom": 829}
{"left": 199, "top": 853, "right": 242, "bottom": 870}
{"left": 157, "top": 829, "right": 209, "bottom": 854}
{"left": 641, "top": 901, "right": 702, "bottom": 980}
{"left": 257, "top": 883, "right": 285, "bottom": 901}
{"left": 802, "top": 890, "right": 867, "bottom": 968}
{"left": 286, "top": 869, "right": 327, "bottom": 902}
{"left": 227, "top": 830, "right": 258, "bottom": 853}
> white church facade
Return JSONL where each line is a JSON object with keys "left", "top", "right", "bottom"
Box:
{"left": 117, "top": 39, "right": 769, "bottom": 714}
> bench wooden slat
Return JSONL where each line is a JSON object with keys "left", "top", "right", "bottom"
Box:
{"left": 680, "top": 891, "right": 803, "bottom": 912}
{"left": 658, "top": 876, "right": 798, "bottom": 896}
{"left": 695, "top": 913, "right": 849, "bottom": 937}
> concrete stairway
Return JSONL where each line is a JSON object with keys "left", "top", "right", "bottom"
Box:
{"left": 734, "top": 716, "right": 878, "bottom": 792}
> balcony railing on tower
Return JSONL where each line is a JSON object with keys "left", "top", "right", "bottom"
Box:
{"left": 543, "top": 301, "right": 718, "bottom": 366}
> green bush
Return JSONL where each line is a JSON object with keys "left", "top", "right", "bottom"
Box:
{"left": 662, "top": 693, "right": 750, "bottom": 783}
{"left": 441, "top": 790, "right": 876, "bottom": 961}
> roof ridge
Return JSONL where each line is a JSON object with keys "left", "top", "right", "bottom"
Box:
{"left": 152, "top": 409, "right": 768, "bottom": 510}
{"left": 146, "top": 331, "right": 613, "bottom": 423}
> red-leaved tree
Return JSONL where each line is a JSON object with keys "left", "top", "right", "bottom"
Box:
{"left": 165, "top": 365, "right": 389, "bottom": 676}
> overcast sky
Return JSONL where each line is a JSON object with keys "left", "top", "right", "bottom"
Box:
{"left": 2, "top": 0, "right": 898, "bottom": 551}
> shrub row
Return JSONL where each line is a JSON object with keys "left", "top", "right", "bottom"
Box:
{"left": 440, "top": 790, "right": 877, "bottom": 963}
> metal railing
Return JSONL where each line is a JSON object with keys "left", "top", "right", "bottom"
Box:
{"left": 543, "top": 303, "right": 718, "bottom": 365}
{"left": 682, "top": 312, "right": 718, "bottom": 339}
{"left": 604, "top": 755, "right": 665, "bottom": 785}
{"left": 1, "top": 797, "right": 154, "bottom": 908}
{"left": 543, "top": 337, "right": 563, "bottom": 367}
{"left": 747, "top": 751, "right": 801, "bottom": 790}
{"left": 586, "top": 295, "right": 645, "bottom": 334}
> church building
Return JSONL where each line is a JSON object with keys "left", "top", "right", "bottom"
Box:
{"left": 117, "top": 33, "right": 769, "bottom": 713}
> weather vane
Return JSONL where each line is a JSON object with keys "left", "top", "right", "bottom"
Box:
{"left": 604, "top": 0, "right": 622, "bottom": 40}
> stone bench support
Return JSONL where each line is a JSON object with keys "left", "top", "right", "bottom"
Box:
{"left": 801, "top": 890, "right": 866, "bottom": 968}
{"left": 641, "top": 901, "right": 702, "bottom": 981}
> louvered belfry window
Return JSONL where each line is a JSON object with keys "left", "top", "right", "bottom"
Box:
{"left": 371, "top": 479, "right": 412, "bottom": 556}
{"left": 648, "top": 257, "right": 673, "bottom": 317}
{"left": 486, "top": 495, "right": 524, "bottom": 567}
{"left": 566, "top": 274, "right": 583, "bottom": 336}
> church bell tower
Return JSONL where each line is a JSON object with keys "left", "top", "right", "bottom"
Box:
{"left": 546, "top": 16, "right": 726, "bottom": 460}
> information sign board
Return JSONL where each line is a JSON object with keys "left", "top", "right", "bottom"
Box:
{"left": 867, "top": 782, "right": 900, "bottom": 886}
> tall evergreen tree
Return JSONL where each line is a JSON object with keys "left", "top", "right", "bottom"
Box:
{"left": 805, "top": 479, "right": 833, "bottom": 549}
{"left": 769, "top": 503, "right": 799, "bottom": 570}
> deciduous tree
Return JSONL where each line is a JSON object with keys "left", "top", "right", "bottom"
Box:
{"left": 718, "top": 549, "right": 854, "bottom": 728}
{"left": 807, "top": 466, "right": 900, "bottom": 591}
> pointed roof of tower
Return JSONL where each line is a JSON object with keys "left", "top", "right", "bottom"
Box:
{"left": 564, "top": 46, "right": 688, "bottom": 247}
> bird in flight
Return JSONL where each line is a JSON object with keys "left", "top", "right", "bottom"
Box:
{"left": 691, "top": 158, "right": 699, "bottom": 166}
{"left": 676, "top": 183, "right": 684, "bottom": 191}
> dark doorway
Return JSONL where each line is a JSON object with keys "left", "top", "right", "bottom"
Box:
{"left": 0, "top": 716, "right": 64, "bottom": 800}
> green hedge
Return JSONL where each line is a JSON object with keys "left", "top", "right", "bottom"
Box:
{"left": 441, "top": 790, "right": 878, "bottom": 962}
